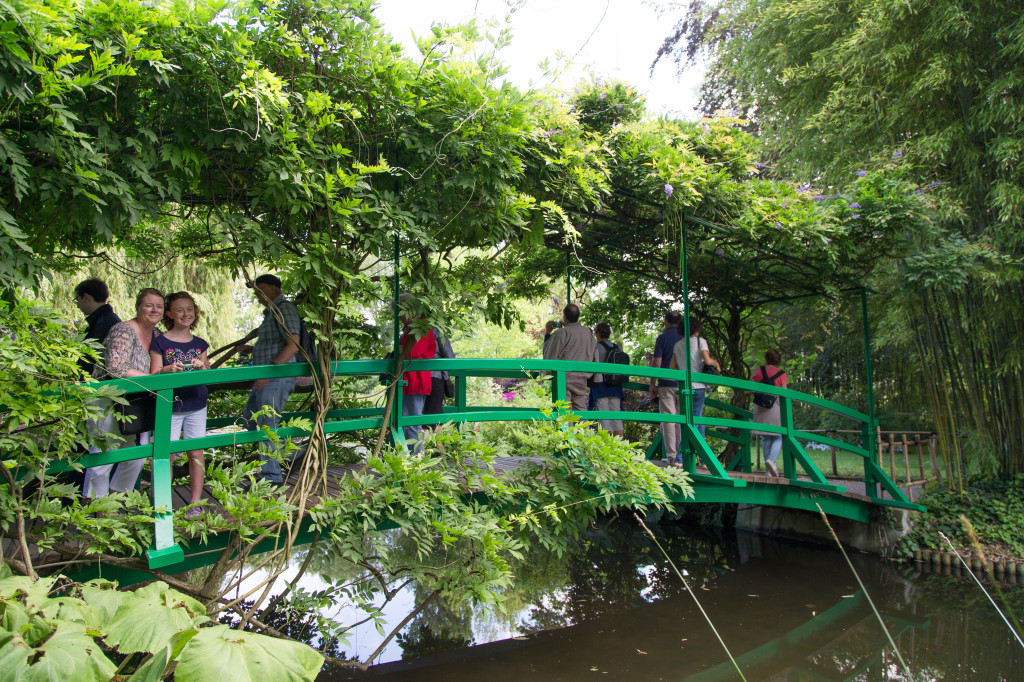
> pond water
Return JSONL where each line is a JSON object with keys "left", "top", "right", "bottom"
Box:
{"left": 249, "top": 516, "right": 1024, "bottom": 681}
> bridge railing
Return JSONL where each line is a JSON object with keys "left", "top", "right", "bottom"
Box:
{"left": 404, "top": 359, "right": 910, "bottom": 505}
{"left": 57, "top": 357, "right": 915, "bottom": 568}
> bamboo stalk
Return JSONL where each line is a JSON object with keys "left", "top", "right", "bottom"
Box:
{"left": 929, "top": 436, "right": 943, "bottom": 486}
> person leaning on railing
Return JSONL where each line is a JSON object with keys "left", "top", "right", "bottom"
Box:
{"left": 235, "top": 274, "right": 301, "bottom": 486}
{"left": 83, "top": 288, "right": 165, "bottom": 498}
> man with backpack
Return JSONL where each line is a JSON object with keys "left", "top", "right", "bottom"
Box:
{"left": 542, "top": 303, "right": 596, "bottom": 411}
{"left": 649, "top": 311, "right": 684, "bottom": 464}
{"left": 590, "top": 321, "right": 629, "bottom": 438}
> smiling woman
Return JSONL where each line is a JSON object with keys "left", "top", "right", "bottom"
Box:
{"left": 82, "top": 288, "right": 166, "bottom": 498}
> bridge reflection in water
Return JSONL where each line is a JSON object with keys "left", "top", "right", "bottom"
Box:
{"left": 65, "top": 357, "right": 923, "bottom": 573}
{"left": 329, "top": 527, "right": 938, "bottom": 681}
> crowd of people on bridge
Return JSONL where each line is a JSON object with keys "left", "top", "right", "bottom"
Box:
{"left": 74, "top": 279, "right": 788, "bottom": 506}
{"left": 543, "top": 304, "right": 787, "bottom": 473}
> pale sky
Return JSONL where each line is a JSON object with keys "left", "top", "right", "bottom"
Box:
{"left": 372, "top": 0, "right": 705, "bottom": 120}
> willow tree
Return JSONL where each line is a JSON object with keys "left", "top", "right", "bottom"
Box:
{"left": 651, "top": 0, "right": 1024, "bottom": 477}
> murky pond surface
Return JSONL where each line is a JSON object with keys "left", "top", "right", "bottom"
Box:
{"left": 251, "top": 517, "right": 1024, "bottom": 681}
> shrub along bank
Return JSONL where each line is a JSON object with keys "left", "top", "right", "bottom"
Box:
{"left": 898, "top": 475, "right": 1024, "bottom": 563}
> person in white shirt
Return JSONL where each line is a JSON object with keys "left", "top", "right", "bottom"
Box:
{"left": 669, "top": 317, "right": 721, "bottom": 439}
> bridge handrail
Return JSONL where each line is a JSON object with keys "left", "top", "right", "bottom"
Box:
{"left": 79, "top": 357, "right": 867, "bottom": 425}
{"left": 72, "top": 357, "right": 879, "bottom": 474}
{"left": 78, "top": 358, "right": 868, "bottom": 425}
{"left": 401, "top": 358, "right": 871, "bottom": 424}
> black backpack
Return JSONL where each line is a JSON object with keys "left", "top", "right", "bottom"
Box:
{"left": 599, "top": 340, "right": 631, "bottom": 386}
{"left": 752, "top": 365, "right": 785, "bottom": 408}
{"left": 298, "top": 318, "right": 318, "bottom": 366}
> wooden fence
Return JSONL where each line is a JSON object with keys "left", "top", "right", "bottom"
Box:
{"left": 755, "top": 429, "right": 941, "bottom": 491}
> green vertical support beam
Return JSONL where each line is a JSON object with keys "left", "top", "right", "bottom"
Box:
{"left": 147, "top": 388, "right": 183, "bottom": 569}
{"left": 780, "top": 395, "right": 796, "bottom": 480}
{"left": 680, "top": 216, "right": 695, "bottom": 472}
{"left": 741, "top": 428, "right": 752, "bottom": 472}
{"left": 455, "top": 373, "right": 467, "bottom": 412}
{"left": 566, "top": 251, "right": 571, "bottom": 306}
{"left": 553, "top": 370, "right": 567, "bottom": 405}
{"left": 861, "top": 287, "right": 879, "bottom": 498}
{"left": 454, "top": 372, "right": 467, "bottom": 432}
{"left": 391, "top": 233, "right": 401, "bottom": 434}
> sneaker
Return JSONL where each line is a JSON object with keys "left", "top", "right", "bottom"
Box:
{"left": 766, "top": 461, "right": 779, "bottom": 477}
{"left": 184, "top": 505, "right": 204, "bottom": 519}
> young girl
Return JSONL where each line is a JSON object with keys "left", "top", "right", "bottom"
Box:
{"left": 150, "top": 291, "right": 210, "bottom": 514}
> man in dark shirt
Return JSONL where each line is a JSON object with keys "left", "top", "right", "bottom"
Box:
{"left": 74, "top": 279, "right": 121, "bottom": 376}
{"left": 649, "top": 311, "right": 683, "bottom": 464}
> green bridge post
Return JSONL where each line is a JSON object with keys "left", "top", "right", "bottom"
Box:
{"left": 861, "top": 287, "right": 880, "bottom": 500}
{"left": 146, "top": 388, "right": 183, "bottom": 568}
{"left": 391, "top": 232, "right": 404, "bottom": 450}
{"left": 679, "top": 215, "right": 696, "bottom": 473}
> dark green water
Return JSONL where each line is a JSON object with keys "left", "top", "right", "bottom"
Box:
{"left": 295, "top": 517, "right": 1024, "bottom": 681}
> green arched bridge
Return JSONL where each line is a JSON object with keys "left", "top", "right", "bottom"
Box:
{"left": 59, "top": 357, "right": 923, "bottom": 573}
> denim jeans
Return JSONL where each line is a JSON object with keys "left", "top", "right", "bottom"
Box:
{"left": 244, "top": 376, "right": 297, "bottom": 483}
{"left": 692, "top": 388, "right": 707, "bottom": 438}
{"left": 401, "top": 392, "right": 427, "bottom": 454}
{"left": 763, "top": 434, "right": 783, "bottom": 465}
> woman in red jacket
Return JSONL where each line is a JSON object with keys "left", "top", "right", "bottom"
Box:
{"left": 399, "top": 304, "right": 436, "bottom": 454}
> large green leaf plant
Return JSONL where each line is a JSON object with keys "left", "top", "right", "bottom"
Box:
{"left": 0, "top": 569, "right": 323, "bottom": 681}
